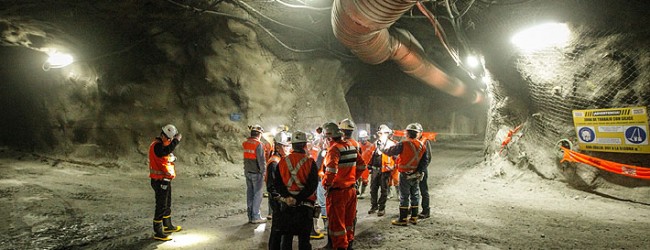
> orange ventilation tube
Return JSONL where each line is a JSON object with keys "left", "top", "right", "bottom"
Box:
{"left": 332, "top": 0, "right": 484, "bottom": 104}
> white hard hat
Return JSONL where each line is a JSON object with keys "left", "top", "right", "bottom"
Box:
{"left": 274, "top": 131, "right": 291, "bottom": 146}
{"left": 405, "top": 123, "right": 423, "bottom": 133}
{"left": 339, "top": 118, "right": 356, "bottom": 131}
{"left": 162, "top": 124, "right": 178, "bottom": 139}
{"left": 358, "top": 130, "right": 369, "bottom": 138}
{"left": 323, "top": 122, "right": 343, "bottom": 138}
{"left": 292, "top": 130, "right": 308, "bottom": 144}
{"left": 377, "top": 124, "right": 392, "bottom": 134}
{"left": 249, "top": 124, "right": 264, "bottom": 133}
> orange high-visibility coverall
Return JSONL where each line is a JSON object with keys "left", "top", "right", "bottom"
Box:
{"left": 322, "top": 139, "right": 366, "bottom": 249}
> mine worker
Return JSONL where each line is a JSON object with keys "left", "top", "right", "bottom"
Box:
{"left": 273, "top": 131, "right": 319, "bottom": 250}
{"left": 367, "top": 124, "right": 397, "bottom": 217}
{"left": 314, "top": 135, "right": 329, "bottom": 240}
{"left": 322, "top": 122, "right": 366, "bottom": 249}
{"left": 267, "top": 131, "right": 292, "bottom": 249}
{"left": 357, "top": 130, "right": 372, "bottom": 198}
{"left": 418, "top": 136, "right": 433, "bottom": 219}
{"left": 149, "top": 124, "right": 183, "bottom": 241}
{"left": 381, "top": 123, "right": 431, "bottom": 226}
{"left": 243, "top": 124, "right": 267, "bottom": 224}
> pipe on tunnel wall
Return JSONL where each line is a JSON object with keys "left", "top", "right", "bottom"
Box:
{"left": 331, "top": 0, "right": 484, "bottom": 104}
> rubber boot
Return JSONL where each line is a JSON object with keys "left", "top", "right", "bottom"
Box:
{"left": 391, "top": 207, "right": 408, "bottom": 226}
{"left": 153, "top": 220, "right": 171, "bottom": 241}
{"left": 409, "top": 206, "right": 419, "bottom": 225}
{"left": 418, "top": 208, "right": 430, "bottom": 219}
{"left": 162, "top": 215, "right": 182, "bottom": 233}
{"left": 311, "top": 218, "right": 325, "bottom": 239}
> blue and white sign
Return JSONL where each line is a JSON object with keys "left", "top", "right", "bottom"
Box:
{"left": 625, "top": 126, "right": 647, "bottom": 145}
{"left": 577, "top": 127, "right": 596, "bottom": 143}
{"left": 230, "top": 112, "right": 243, "bottom": 122}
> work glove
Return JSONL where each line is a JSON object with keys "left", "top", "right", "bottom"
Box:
{"left": 284, "top": 196, "right": 297, "bottom": 206}
{"left": 161, "top": 179, "right": 170, "bottom": 190}
{"left": 417, "top": 172, "right": 425, "bottom": 182}
{"left": 174, "top": 133, "right": 183, "bottom": 141}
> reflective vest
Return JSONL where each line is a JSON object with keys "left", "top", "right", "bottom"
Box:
{"left": 323, "top": 140, "right": 359, "bottom": 189}
{"left": 263, "top": 140, "right": 274, "bottom": 160}
{"left": 267, "top": 155, "right": 281, "bottom": 165}
{"left": 149, "top": 139, "right": 176, "bottom": 180}
{"left": 364, "top": 140, "right": 397, "bottom": 172}
{"left": 243, "top": 137, "right": 261, "bottom": 160}
{"left": 278, "top": 153, "right": 316, "bottom": 201}
{"left": 397, "top": 139, "right": 426, "bottom": 172}
{"left": 360, "top": 141, "right": 373, "bottom": 162}
{"left": 265, "top": 154, "right": 281, "bottom": 182}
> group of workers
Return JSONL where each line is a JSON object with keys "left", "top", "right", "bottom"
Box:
{"left": 146, "top": 119, "right": 432, "bottom": 250}
{"left": 244, "top": 119, "right": 432, "bottom": 250}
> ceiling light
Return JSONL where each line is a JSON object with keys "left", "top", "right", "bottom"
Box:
{"left": 466, "top": 55, "right": 480, "bottom": 68}
{"left": 44, "top": 50, "right": 74, "bottom": 70}
{"left": 511, "top": 23, "right": 571, "bottom": 51}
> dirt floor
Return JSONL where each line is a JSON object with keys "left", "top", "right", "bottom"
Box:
{"left": 2, "top": 140, "right": 650, "bottom": 250}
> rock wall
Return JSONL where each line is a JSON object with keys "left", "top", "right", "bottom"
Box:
{"left": 0, "top": 1, "right": 355, "bottom": 172}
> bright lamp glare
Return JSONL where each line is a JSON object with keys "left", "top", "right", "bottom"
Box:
{"left": 164, "top": 233, "right": 210, "bottom": 247}
{"left": 482, "top": 75, "right": 491, "bottom": 84}
{"left": 46, "top": 52, "right": 74, "bottom": 68}
{"left": 466, "top": 56, "right": 480, "bottom": 68}
{"left": 511, "top": 23, "right": 570, "bottom": 51}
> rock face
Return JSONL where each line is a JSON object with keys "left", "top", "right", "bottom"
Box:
{"left": 471, "top": 0, "right": 650, "bottom": 190}
{"left": 0, "top": 1, "right": 357, "bottom": 170}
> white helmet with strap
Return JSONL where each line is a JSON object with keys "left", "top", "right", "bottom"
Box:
{"left": 339, "top": 118, "right": 356, "bottom": 131}
{"left": 162, "top": 124, "right": 178, "bottom": 139}
{"left": 323, "top": 122, "right": 343, "bottom": 138}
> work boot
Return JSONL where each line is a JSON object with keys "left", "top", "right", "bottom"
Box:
{"left": 153, "top": 220, "right": 171, "bottom": 241}
{"left": 311, "top": 228, "right": 325, "bottom": 239}
{"left": 409, "top": 206, "right": 419, "bottom": 225}
{"left": 368, "top": 206, "right": 378, "bottom": 214}
{"left": 391, "top": 207, "right": 408, "bottom": 226}
{"left": 377, "top": 209, "right": 385, "bottom": 217}
{"left": 311, "top": 218, "right": 325, "bottom": 239}
{"left": 162, "top": 216, "right": 182, "bottom": 233}
{"left": 418, "top": 208, "right": 430, "bottom": 219}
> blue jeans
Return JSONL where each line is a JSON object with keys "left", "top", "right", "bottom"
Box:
{"left": 398, "top": 173, "right": 421, "bottom": 208}
{"left": 317, "top": 179, "right": 327, "bottom": 217}
{"left": 245, "top": 172, "right": 264, "bottom": 221}
{"left": 419, "top": 169, "right": 429, "bottom": 213}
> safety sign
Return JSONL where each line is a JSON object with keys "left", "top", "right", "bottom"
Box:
{"left": 572, "top": 106, "right": 649, "bottom": 154}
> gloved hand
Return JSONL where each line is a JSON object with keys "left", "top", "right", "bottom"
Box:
{"left": 161, "top": 179, "right": 170, "bottom": 190}
{"left": 285, "top": 196, "right": 297, "bottom": 206}
{"left": 174, "top": 133, "right": 183, "bottom": 141}
{"left": 417, "top": 172, "right": 425, "bottom": 182}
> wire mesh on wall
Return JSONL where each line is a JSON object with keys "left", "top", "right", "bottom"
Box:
{"left": 466, "top": 0, "right": 650, "bottom": 167}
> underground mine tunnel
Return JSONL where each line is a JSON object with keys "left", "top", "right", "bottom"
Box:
{"left": 1, "top": 0, "right": 650, "bottom": 249}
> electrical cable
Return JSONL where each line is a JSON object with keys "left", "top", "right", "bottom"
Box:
{"left": 274, "top": 0, "right": 331, "bottom": 11}
{"left": 415, "top": 2, "right": 461, "bottom": 65}
{"left": 165, "top": 0, "right": 355, "bottom": 59}
{"left": 477, "top": 0, "right": 536, "bottom": 5}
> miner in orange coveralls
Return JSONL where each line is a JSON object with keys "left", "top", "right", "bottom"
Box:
{"left": 321, "top": 122, "right": 366, "bottom": 250}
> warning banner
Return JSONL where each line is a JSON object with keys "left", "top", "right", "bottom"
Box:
{"left": 572, "top": 106, "right": 649, "bottom": 154}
